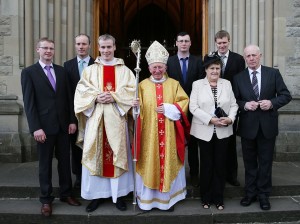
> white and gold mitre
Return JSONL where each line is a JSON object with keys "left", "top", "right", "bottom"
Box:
{"left": 145, "top": 40, "right": 169, "bottom": 65}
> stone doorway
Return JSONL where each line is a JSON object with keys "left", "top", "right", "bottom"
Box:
{"left": 125, "top": 3, "right": 177, "bottom": 81}
{"left": 93, "top": 0, "right": 207, "bottom": 80}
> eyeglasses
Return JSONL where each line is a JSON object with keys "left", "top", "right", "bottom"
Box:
{"left": 177, "top": 40, "right": 190, "bottom": 43}
{"left": 39, "top": 47, "right": 55, "bottom": 51}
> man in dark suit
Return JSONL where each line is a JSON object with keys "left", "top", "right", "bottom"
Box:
{"left": 214, "top": 30, "right": 245, "bottom": 187}
{"left": 233, "top": 44, "right": 291, "bottom": 210}
{"left": 64, "top": 34, "right": 95, "bottom": 188}
{"left": 21, "top": 37, "right": 81, "bottom": 217}
{"left": 167, "top": 31, "right": 203, "bottom": 187}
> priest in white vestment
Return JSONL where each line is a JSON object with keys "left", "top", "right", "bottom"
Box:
{"left": 74, "top": 34, "right": 136, "bottom": 212}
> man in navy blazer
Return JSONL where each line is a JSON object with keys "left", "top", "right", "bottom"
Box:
{"left": 64, "top": 34, "right": 95, "bottom": 188}
{"left": 167, "top": 32, "right": 204, "bottom": 187}
{"left": 21, "top": 37, "right": 81, "bottom": 217}
{"left": 214, "top": 30, "right": 245, "bottom": 187}
{"left": 233, "top": 44, "right": 291, "bottom": 210}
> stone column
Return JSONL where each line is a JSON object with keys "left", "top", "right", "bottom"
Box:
{"left": 264, "top": 0, "right": 273, "bottom": 66}
{"left": 54, "top": 0, "right": 62, "bottom": 64}
{"left": 67, "top": 0, "right": 75, "bottom": 59}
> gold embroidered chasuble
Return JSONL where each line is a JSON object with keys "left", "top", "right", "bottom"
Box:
{"left": 137, "top": 75, "right": 189, "bottom": 192}
{"left": 74, "top": 57, "right": 136, "bottom": 177}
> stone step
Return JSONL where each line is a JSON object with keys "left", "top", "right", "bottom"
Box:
{"left": 0, "top": 159, "right": 300, "bottom": 223}
{"left": 1, "top": 160, "right": 299, "bottom": 199}
{"left": 0, "top": 197, "right": 299, "bottom": 224}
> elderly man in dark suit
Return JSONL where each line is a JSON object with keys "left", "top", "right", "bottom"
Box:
{"left": 64, "top": 34, "right": 95, "bottom": 188}
{"left": 233, "top": 44, "right": 291, "bottom": 210}
{"left": 167, "top": 31, "right": 203, "bottom": 187}
{"left": 214, "top": 30, "right": 246, "bottom": 187}
{"left": 21, "top": 37, "right": 81, "bottom": 217}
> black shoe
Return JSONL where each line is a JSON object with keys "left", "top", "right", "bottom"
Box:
{"left": 227, "top": 179, "right": 240, "bottom": 186}
{"left": 86, "top": 199, "right": 103, "bottom": 212}
{"left": 259, "top": 198, "right": 271, "bottom": 210}
{"left": 116, "top": 198, "right": 127, "bottom": 211}
{"left": 240, "top": 196, "right": 257, "bottom": 206}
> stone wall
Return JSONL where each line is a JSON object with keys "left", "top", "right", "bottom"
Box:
{"left": 285, "top": 0, "right": 300, "bottom": 95}
{"left": 0, "top": 0, "right": 299, "bottom": 162}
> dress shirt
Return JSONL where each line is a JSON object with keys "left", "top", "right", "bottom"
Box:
{"left": 248, "top": 66, "right": 262, "bottom": 94}
{"left": 39, "top": 60, "right": 56, "bottom": 82}
{"left": 77, "top": 56, "right": 91, "bottom": 69}
{"left": 177, "top": 54, "right": 189, "bottom": 71}
{"left": 218, "top": 51, "right": 229, "bottom": 68}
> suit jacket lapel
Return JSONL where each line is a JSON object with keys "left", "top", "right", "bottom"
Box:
{"left": 204, "top": 78, "right": 214, "bottom": 101}
{"left": 186, "top": 56, "right": 194, "bottom": 83}
{"left": 174, "top": 57, "right": 184, "bottom": 84}
{"left": 35, "top": 63, "right": 56, "bottom": 92}
{"left": 259, "top": 66, "right": 269, "bottom": 99}
{"left": 53, "top": 64, "right": 61, "bottom": 93}
{"left": 244, "top": 69, "right": 259, "bottom": 100}
{"left": 224, "top": 51, "right": 233, "bottom": 74}
{"left": 88, "top": 57, "right": 94, "bottom": 66}
{"left": 217, "top": 79, "right": 223, "bottom": 102}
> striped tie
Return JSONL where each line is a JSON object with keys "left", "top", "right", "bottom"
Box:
{"left": 220, "top": 55, "right": 226, "bottom": 76}
{"left": 252, "top": 71, "right": 259, "bottom": 100}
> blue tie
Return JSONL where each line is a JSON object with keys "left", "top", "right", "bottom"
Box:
{"left": 180, "top": 57, "right": 188, "bottom": 83}
{"left": 78, "top": 60, "right": 85, "bottom": 77}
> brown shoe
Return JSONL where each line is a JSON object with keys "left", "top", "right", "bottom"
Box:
{"left": 41, "top": 203, "right": 52, "bottom": 217}
{"left": 60, "top": 197, "right": 81, "bottom": 206}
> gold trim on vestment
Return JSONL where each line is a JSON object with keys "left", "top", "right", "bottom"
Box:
{"left": 74, "top": 57, "right": 136, "bottom": 178}
{"left": 136, "top": 77, "right": 189, "bottom": 192}
{"left": 137, "top": 187, "right": 187, "bottom": 204}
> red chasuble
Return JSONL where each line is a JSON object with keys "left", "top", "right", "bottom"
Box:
{"left": 102, "top": 66, "right": 116, "bottom": 177}
{"left": 155, "top": 83, "right": 166, "bottom": 192}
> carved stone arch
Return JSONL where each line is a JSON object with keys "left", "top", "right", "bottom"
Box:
{"left": 92, "top": 0, "right": 208, "bottom": 60}
{"left": 123, "top": 0, "right": 180, "bottom": 33}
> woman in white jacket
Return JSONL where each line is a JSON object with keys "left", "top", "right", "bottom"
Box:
{"left": 189, "top": 52, "right": 238, "bottom": 210}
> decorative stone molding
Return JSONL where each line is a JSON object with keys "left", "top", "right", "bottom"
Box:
{"left": 0, "top": 95, "right": 23, "bottom": 162}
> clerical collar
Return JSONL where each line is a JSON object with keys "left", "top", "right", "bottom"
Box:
{"left": 149, "top": 74, "right": 167, "bottom": 83}
{"left": 100, "top": 58, "right": 117, "bottom": 66}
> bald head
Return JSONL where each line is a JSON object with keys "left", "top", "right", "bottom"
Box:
{"left": 243, "top": 44, "right": 262, "bottom": 70}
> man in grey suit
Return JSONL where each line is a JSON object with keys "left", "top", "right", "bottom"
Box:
{"left": 167, "top": 32, "right": 203, "bottom": 187}
{"left": 21, "top": 37, "right": 81, "bottom": 217}
{"left": 233, "top": 44, "right": 291, "bottom": 210}
{"left": 64, "top": 34, "right": 95, "bottom": 188}
{"left": 214, "top": 30, "right": 245, "bottom": 187}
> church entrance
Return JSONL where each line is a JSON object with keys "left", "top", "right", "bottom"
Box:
{"left": 93, "top": 0, "right": 207, "bottom": 81}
